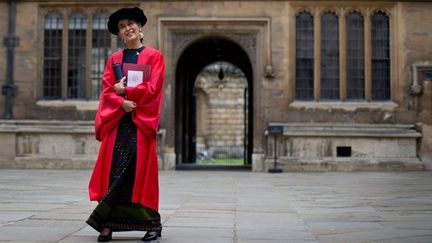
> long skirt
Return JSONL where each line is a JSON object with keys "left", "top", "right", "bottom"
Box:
{"left": 86, "top": 113, "right": 162, "bottom": 232}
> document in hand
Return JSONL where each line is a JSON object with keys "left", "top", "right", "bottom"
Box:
{"left": 122, "top": 63, "right": 151, "bottom": 87}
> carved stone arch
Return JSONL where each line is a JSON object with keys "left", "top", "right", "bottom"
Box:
{"left": 345, "top": 9, "right": 366, "bottom": 25}
{"left": 67, "top": 8, "right": 88, "bottom": 20}
{"left": 173, "top": 34, "right": 255, "bottom": 165}
{"left": 345, "top": 7, "right": 367, "bottom": 18}
{"left": 319, "top": 8, "right": 339, "bottom": 18}
{"left": 320, "top": 9, "right": 340, "bottom": 34}
{"left": 370, "top": 9, "right": 391, "bottom": 32}
{"left": 172, "top": 31, "right": 257, "bottom": 74}
{"left": 372, "top": 8, "right": 392, "bottom": 18}
{"left": 89, "top": 7, "right": 111, "bottom": 17}
{"left": 172, "top": 31, "right": 207, "bottom": 67}
{"left": 42, "top": 8, "right": 63, "bottom": 19}
{"left": 294, "top": 9, "right": 315, "bottom": 41}
{"left": 67, "top": 9, "right": 89, "bottom": 32}
{"left": 294, "top": 7, "right": 315, "bottom": 37}
{"left": 294, "top": 7, "right": 314, "bottom": 17}
{"left": 159, "top": 18, "right": 269, "bottom": 162}
{"left": 194, "top": 34, "right": 250, "bottom": 60}
{"left": 223, "top": 32, "right": 257, "bottom": 62}
{"left": 42, "top": 9, "right": 64, "bottom": 29}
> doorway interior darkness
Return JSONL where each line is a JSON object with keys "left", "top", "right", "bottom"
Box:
{"left": 175, "top": 36, "right": 253, "bottom": 166}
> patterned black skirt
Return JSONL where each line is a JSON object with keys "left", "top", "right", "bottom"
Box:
{"left": 86, "top": 113, "right": 162, "bottom": 232}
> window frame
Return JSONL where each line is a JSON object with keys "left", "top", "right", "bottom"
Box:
{"left": 320, "top": 10, "right": 340, "bottom": 100}
{"left": 295, "top": 11, "right": 315, "bottom": 100}
{"left": 346, "top": 11, "right": 365, "bottom": 101}
{"left": 371, "top": 11, "right": 391, "bottom": 101}
{"left": 39, "top": 7, "right": 119, "bottom": 101}
{"left": 42, "top": 11, "right": 63, "bottom": 100}
{"left": 290, "top": 4, "right": 396, "bottom": 105}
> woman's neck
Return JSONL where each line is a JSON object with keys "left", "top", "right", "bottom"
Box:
{"left": 125, "top": 41, "right": 143, "bottom": 49}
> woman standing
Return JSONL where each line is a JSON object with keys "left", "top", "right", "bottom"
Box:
{"left": 86, "top": 7, "right": 164, "bottom": 242}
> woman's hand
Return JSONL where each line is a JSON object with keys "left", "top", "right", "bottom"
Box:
{"left": 114, "top": 76, "right": 126, "bottom": 95}
{"left": 121, "top": 100, "right": 137, "bottom": 112}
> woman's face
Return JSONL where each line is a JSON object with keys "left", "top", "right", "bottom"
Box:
{"left": 118, "top": 19, "right": 141, "bottom": 44}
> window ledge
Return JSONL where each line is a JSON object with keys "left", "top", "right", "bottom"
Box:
{"left": 289, "top": 101, "right": 398, "bottom": 111}
{"left": 36, "top": 100, "right": 99, "bottom": 111}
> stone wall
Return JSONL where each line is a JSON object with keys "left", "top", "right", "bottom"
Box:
{"left": 260, "top": 123, "right": 424, "bottom": 172}
{"left": 400, "top": 2, "right": 432, "bottom": 168}
{"left": 195, "top": 70, "right": 247, "bottom": 159}
{"left": 11, "top": 2, "right": 39, "bottom": 119}
{"left": 0, "top": 120, "right": 167, "bottom": 169}
{"left": 0, "top": 120, "right": 97, "bottom": 168}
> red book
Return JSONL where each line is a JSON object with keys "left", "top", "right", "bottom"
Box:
{"left": 122, "top": 63, "right": 150, "bottom": 87}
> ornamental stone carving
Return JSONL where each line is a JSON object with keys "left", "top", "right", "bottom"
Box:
{"left": 172, "top": 30, "right": 256, "bottom": 65}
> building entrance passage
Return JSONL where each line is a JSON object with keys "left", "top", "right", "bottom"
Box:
{"left": 175, "top": 37, "right": 253, "bottom": 167}
{"left": 195, "top": 61, "right": 248, "bottom": 166}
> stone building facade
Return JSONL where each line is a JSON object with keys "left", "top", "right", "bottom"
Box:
{"left": 0, "top": 0, "right": 431, "bottom": 171}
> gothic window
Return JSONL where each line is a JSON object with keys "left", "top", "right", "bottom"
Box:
{"left": 346, "top": 11, "right": 365, "bottom": 100}
{"left": 91, "top": 13, "right": 111, "bottom": 99}
{"left": 43, "top": 13, "right": 62, "bottom": 99}
{"left": 294, "top": 8, "right": 392, "bottom": 102}
{"left": 321, "top": 12, "right": 339, "bottom": 100}
{"left": 295, "top": 12, "right": 314, "bottom": 100}
{"left": 67, "top": 13, "right": 87, "bottom": 99}
{"left": 371, "top": 12, "right": 390, "bottom": 100}
{"left": 42, "top": 9, "right": 117, "bottom": 100}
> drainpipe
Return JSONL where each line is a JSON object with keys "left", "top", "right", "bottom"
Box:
{"left": 2, "top": 0, "right": 18, "bottom": 119}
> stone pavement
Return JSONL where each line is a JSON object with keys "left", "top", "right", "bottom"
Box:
{"left": 1, "top": 170, "right": 432, "bottom": 243}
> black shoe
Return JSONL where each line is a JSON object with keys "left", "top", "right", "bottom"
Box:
{"left": 141, "top": 230, "right": 161, "bottom": 241}
{"left": 97, "top": 228, "right": 112, "bottom": 242}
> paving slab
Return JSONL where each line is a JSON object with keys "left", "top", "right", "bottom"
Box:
{"left": 161, "top": 226, "right": 233, "bottom": 239}
{"left": 237, "top": 240, "right": 318, "bottom": 243}
{"left": 0, "top": 202, "right": 66, "bottom": 212}
{"left": 0, "top": 211, "right": 39, "bottom": 223}
{"left": 237, "top": 229, "right": 317, "bottom": 241}
{"left": 317, "top": 228, "right": 432, "bottom": 243}
{"left": 236, "top": 212, "right": 306, "bottom": 230}
{"left": 7, "top": 219, "right": 84, "bottom": 229}
{"left": 0, "top": 225, "right": 78, "bottom": 242}
{"left": 307, "top": 221, "right": 386, "bottom": 235}
{"left": 164, "top": 215, "right": 234, "bottom": 228}
{"left": 0, "top": 169, "right": 432, "bottom": 242}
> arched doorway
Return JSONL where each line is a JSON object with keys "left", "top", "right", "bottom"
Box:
{"left": 175, "top": 37, "right": 253, "bottom": 167}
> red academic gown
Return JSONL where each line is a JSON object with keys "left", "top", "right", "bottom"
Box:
{"left": 88, "top": 47, "right": 164, "bottom": 212}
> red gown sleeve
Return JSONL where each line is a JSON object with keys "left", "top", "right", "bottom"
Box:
{"left": 125, "top": 50, "right": 165, "bottom": 137}
{"left": 94, "top": 55, "right": 125, "bottom": 141}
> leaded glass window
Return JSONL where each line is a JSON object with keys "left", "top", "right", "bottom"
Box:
{"left": 295, "top": 12, "right": 314, "bottom": 100}
{"left": 321, "top": 12, "right": 339, "bottom": 100}
{"left": 346, "top": 12, "right": 365, "bottom": 100}
{"left": 91, "top": 13, "right": 111, "bottom": 99}
{"left": 41, "top": 9, "right": 121, "bottom": 100}
{"left": 294, "top": 7, "right": 392, "bottom": 102}
{"left": 371, "top": 12, "right": 390, "bottom": 100}
{"left": 43, "top": 13, "right": 62, "bottom": 99}
{"left": 67, "top": 13, "right": 87, "bottom": 99}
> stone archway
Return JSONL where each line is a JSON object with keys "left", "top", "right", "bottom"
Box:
{"left": 175, "top": 37, "right": 253, "bottom": 165}
{"left": 158, "top": 18, "right": 270, "bottom": 169}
